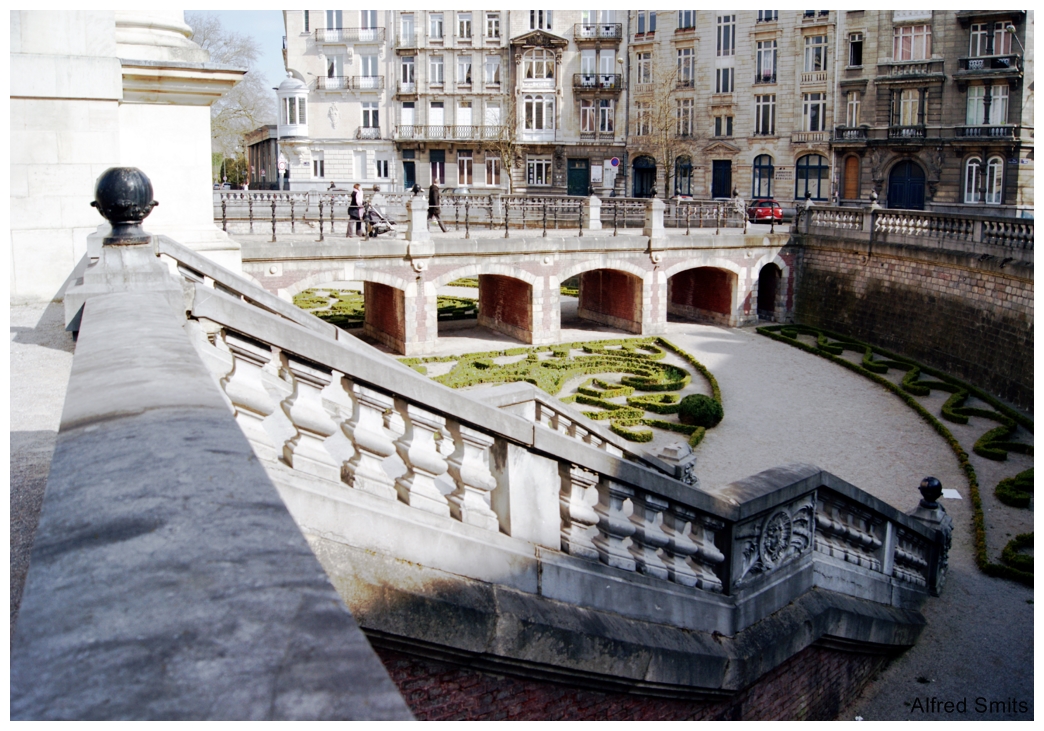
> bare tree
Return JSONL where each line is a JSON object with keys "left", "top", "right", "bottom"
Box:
{"left": 487, "top": 93, "right": 520, "bottom": 194}
{"left": 186, "top": 12, "right": 277, "bottom": 172}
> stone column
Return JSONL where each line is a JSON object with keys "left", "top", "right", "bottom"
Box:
{"left": 583, "top": 195, "right": 602, "bottom": 230}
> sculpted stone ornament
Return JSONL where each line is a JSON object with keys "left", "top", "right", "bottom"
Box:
{"left": 733, "top": 492, "right": 816, "bottom": 587}
{"left": 90, "top": 167, "right": 159, "bottom": 245}
{"left": 908, "top": 476, "right": 954, "bottom": 595}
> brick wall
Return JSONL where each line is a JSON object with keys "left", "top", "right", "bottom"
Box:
{"left": 579, "top": 269, "right": 642, "bottom": 332}
{"left": 795, "top": 241, "right": 1033, "bottom": 409}
{"left": 364, "top": 281, "right": 405, "bottom": 349}
{"left": 372, "top": 643, "right": 890, "bottom": 721}
{"left": 478, "top": 275, "right": 532, "bottom": 332}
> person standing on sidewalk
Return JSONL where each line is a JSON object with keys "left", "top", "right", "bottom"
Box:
{"left": 348, "top": 183, "right": 364, "bottom": 237}
{"left": 428, "top": 182, "right": 447, "bottom": 232}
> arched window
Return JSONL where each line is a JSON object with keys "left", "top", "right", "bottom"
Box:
{"left": 752, "top": 154, "right": 773, "bottom": 198}
{"left": 795, "top": 154, "right": 828, "bottom": 201}
{"left": 986, "top": 156, "right": 1004, "bottom": 204}
{"left": 675, "top": 155, "right": 692, "bottom": 196}
{"left": 964, "top": 157, "right": 982, "bottom": 203}
{"left": 523, "top": 94, "right": 554, "bottom": 130}
{"left": 522, "top": 49, "right": 555, "bottom": 82}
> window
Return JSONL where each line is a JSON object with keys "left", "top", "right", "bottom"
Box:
{"left": 327, "top": 54, "right": 344, "bottom": 77}
{"left": 755, "top": 95, "right": 775, "bottom": 135}
{"left": 756, "top": 40, "right": 776, "bottom": 82}
{"left": 400, "top": 13, "right": 414, "bottom": 43}
{"left": 676, "top": 98, "right": 694, "bottom": 136}
{"left": 635, "top": 102, "right": 651, "bottom": 136}
{"left": 485, "top": 102, "right": 500, "bottom": 126}
{"left": 848, "top": 32, "right": 863, "bottom": 66}
{"left": 457, "top": 150, "right": 473, "bottom": 185}
{"left": 803, "top": 92, "right": 826, "bottom": 132}
{"left": 717, "top": 15, "right": 736, "bottom": 56}
{"left": 966, "top": 86, "right": 985, "bottom": 125}
{"left": 401, "top": 57, "right": 415, "bottom": 85}
{"left": 359, "top": 55, "right": 379, "bottom": 88}
{"left": 752, "top": 155, "right": 773, "bottom": 198}
{"left": 326, "top": 10, "right": 342, "bottom": 29}
{"left": 523, "top": 49, "right": 555, "bottom": 82}
{"left": 580, "top": 99, "right": 596, "bottom": 133}
{"left": 303, "top": 10, "right": 310, "bottom": 32}
{"left": 637, "top": 52, "right": 652, "bottom": 84}
{"left": 991, "top": 85, "right": 1009, "bottom": 124}
{"left": 429, "top": 13, "right": 443, "bottom": 39}
{"left": 677, "top": 48, "right": 695, "bottom": 87}
{"left": 599, "top": 99, "right": 615, "bottom": 133}
{"left": 993, "top": 26, "right": 1012, "bottom": 55}
{"left": 283, "top": 96, "right": 306, "bottom": 125}
{"left": 375, "top": 159, "right": 389, "bottom": 179}
{"left": 716, "top": 68, "right": 733, "bottom": 93}
{"left": 312, "top": 151, "right": 324, "bottom": 178}
{"left": 795, "top": 154, "right": 828, "bottom": 200}
{"left": 524, "top": 95, "right": 554, "bottom": 131}
{"left": 757, "top": 10, "right": 778, "bottom": 23}
{"left": 458, "top": 13, "right": 472, "bottom": 39}
{"left": 678, "top": 10, "right": 695, "bottom": 30}
{"left": 529, "top": 10, "right": 552, "bottom": 31}
{"left": 360, "top": 10, "right": 376, "bottom": 28}
{"left": 401, "top": 101, "right": 415, "bottom": 127}
{"left": 964, "top": 157, "right": 982, "bottom": 203}
{"left": 636, "top": 10, "right": 656, "bottom": 34}
{"left": 804, "top": 35, "right": 827, "bottom": 72}
{"left": 675, "top": 156, "right": 693, "bottom": 196}
{"left": 458, "top": 55, "right": 473, "bottom": 85}
{"left": 968, "top": 85, "right": 1009, "bottom": 125}
{"left": 986, "top": 156, "right": 1003, "bottom": 204}
{"left": 430, "top": 149, "right": 445, "bottom": 184}
{"left": 893, "top": 24, "right": 931, "bottom": 61}
{"left": 362, "top": 102, "right": 379, "bottom": 128}
{"left": 484, "top": 55, "right": 500, "bottom": 84}
{"left": 846, "top": 91, "right": 861, "bottom": 127}
{"left": 898, "top": 88, "right": 920, "bottom": 126}
{"left": 969, "top": 23, "right": 989, "bottom": 57}
{"left": 527, "top": 157, "right": 552, "bottom": 186}
{"left": 486, "top": 157, "right": 501, "bottom": 186}
{"left": 486, "top": 13, "right": 500, "bottom": 38}
{"left": 714, "top": 115, "right": 733, "bottom": 137}
{"left": 430, "top": 56, "right": 444, "bottom": 84}
{"left": 429, "top": 101, "right": 444, "bottom": 127}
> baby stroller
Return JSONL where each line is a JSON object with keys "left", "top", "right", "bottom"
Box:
{"left": 364, "top": 202, "right": 395, "bottom": 238}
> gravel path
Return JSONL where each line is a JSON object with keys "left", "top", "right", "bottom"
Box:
{"left": 9, "top": 298, "right": 1032, "bottom": 719}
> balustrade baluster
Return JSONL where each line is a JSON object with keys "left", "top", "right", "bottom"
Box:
{"left": 221, "top": 199, "right": 227, "bottom": 231}
{"left": 271, "top": 199, "right": 277, "bottom": 242}
{"left": 218, "top": 332, "right": 290, "bottom": 462}
{"left": 281, "top": 359, "right": 341, "bottom": 481}
{"left": 560, "top": 465, "right": 600, "bottom": 560}
{"left": 578, "top": 200, "right": 583, "bottom": 237}
{"left": 248, "top": 197, "right": 254, "bottom": 233}
{"left": 464, "top": 200, "right": 470, "bottom": 239}
{"left": 445, "top": 421, "right": 499, "bottom": 531}
{"left": 290, "top": 198, "right": 295, "bottom": 233}
{"left": 662, "top": 506, "right": 700, "bottom": 586}
{"left": 542, "top": 200, "right": 548, "bottom": 237}
{"left": 341, "top": 383, "right": 397, "bottom": 500}
{"left": 629, "top": 493, "right": 670, "bottom": 579}
{"left": 317, "top": 199, "right": 325, "bottom": 242}
{"left": 690, "top": 516, "right": 725, "bottom": 591}
{"left": 592, "top": 479, "right": 636, "bottom": 571}
{"left": 393, "top": 400, "right": 451, "bottom": 516}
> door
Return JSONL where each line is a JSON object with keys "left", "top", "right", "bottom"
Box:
{"left": 843, "top": 156, "right": 859, "bottom": 200}
{"left": 429, "top": 101, "right": 444, "bottom": 138}
{"left": 580, "top": 51, "right": 596, "bottom": 87}
{"left": 887, "top": 160, "right": 925, "bottom": 210}
{"left": 403, "top": 161, "right": 416, "bottom": 189}
{"left": 633, "top": 156, "right": 655, "bottom": 197}
{"left": 567, "top": 158, "right": 590, "bottom": 196}
{"left": 712, "top": 160, "right": 732, "bottom": 199}
{"left": 457, "top": 101, "right": 472, "bottom": 137}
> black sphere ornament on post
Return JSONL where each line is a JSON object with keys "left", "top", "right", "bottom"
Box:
{"left": 90, "top": 167, "right": 159, "bottom": 245}
{"left": 918, "top": 476, "right": 943, "bottom": 509}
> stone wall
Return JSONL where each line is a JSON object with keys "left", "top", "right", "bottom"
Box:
{"left": 373, "top": 643, "right": 888, "bottom": 721}
{"left": 795, "top": 237, "right": 1033, "bottom": 410}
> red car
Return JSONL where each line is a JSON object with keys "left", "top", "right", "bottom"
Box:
{"left": 747, "top": 199, "right": 784, "bottom": 223}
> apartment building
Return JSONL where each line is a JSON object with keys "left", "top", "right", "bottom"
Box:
{"left": 832, "top": 10, "right": 1032, "bottom": 214}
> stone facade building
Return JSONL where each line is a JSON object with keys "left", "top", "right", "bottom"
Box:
{"left": 270, "top": 9, "right": 1032, "bottom": 214}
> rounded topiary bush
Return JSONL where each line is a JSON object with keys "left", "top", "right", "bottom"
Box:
{"left": 677, "top": 394, "right": 723, "bottom": 428}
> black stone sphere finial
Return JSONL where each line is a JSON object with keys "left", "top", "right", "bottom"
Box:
{"left": 918, "top": 476, "right": 943, "bottom": 509}
{"left": 90, "top": 167, "right": 159, "bottom": 245}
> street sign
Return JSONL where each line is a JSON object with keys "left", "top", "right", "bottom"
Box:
{"left": 610, "top": 157, "right": 620, "bottom": 167}
{"left": 278, "top": 160, "right": 287, "bottom": 172}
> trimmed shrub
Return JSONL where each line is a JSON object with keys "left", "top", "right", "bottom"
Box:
{"left": 996, "top": 468, "right": 1033, "bottom": 509}
{"left": 1001, "top": 533, "right": 1033, "bottom": 573}
{"left": 678, "top": 394, "right": 723, "bottom": 428}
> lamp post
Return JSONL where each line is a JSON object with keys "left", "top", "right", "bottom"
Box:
{"left": 1005, "top": 24, "right": 1025, "bottom": 55}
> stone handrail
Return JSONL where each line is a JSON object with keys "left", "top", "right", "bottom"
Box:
{"left": 806, "top": 205, "right": 1034, "bottom": 256}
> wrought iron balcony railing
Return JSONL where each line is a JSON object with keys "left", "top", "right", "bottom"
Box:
{"left": 572, "top": 73, "right": 623, "bottom": 91}
{"left": 355, "top": 126, "right": 382, "bottom": 140}
{"left": 754, "top": 72, "right": 777, "bottom": 85}
{"left": 315, "top": 27, "right": 386, "bottom": 43}
{"left": 349, "top": 76, "right": 384, "bottom": 91}
{"left": 317, "top": 76, "right": 349, "bottom": 91}
{"left": 957, "top": 55, "right": 1023, "bottom": 73}
{"left": 573, "top": 23, "right": 623, "bottom": 41}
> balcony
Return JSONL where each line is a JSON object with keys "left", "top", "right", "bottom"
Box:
{"left": 893, "top": 10, "right": 932, "bottom": 22}
{"left": 316, "top": 76, "right": 349, "bottom": 91}
{"left": 355, "top": 127, "right": 382, "bottom": 140}
{"left": 572, "top": 74, "right": 623, "bottom": 92}
{"left": 573, "top": 23, "right": 622, "bottom": 42}
{"left": 315, "top": 27, "right": 386, "bottom": 44}
{"left": 349, "top": 76, "right": 384, "bottom": 91}
{"left": 397, "top": 80, "right": 416, "bottom": 95}
{"left": 579, "top": 131, "right": 616, "bottom": 142}
{"left": 792, "top": 131, "right": 829, "bottom": 144}
{"left": 396, "top": 32, "right": 417, "bottom": 49}
{"left": 888, "top": 125, "right": 927, "bottom": 140}
{"left": 393, "top": 125, "right": 506, "bottom": 141}
{"left": 754, "top": 72, "right": 777, "bottom": 85}
{"left": 954, "top": 55, "right": 1024, "bottom": 87}
{"left": 801, "top": 70, "right": 827, "bottom": 84}
{"left": 954, "top": 124, "right": 1018, "bottom": 140}
{"left": 833, "top": 125, "right": 869, "bottom": 142}
{"left": 875, "top": 59, "right": 945, "bottom": 83}
{"left": 675, "top": 78, "right": 695, "bottom": 90}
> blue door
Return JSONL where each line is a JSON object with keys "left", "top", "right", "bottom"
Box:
{"left": 887, "top": 160, "right": 925, "bottom": 210}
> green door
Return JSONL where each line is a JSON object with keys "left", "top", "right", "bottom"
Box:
{"left": 567, "top": 158, "right": 590, "bottom": 196}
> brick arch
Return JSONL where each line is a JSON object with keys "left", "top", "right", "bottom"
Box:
{"left": 663, "top": 256, "right": 741, "bottom": 281}
{"left": 556, "top": 257, "right": 650, "bottom": 285}
{"left": 279, "top": 267, "right": 412, "bottom": 300}
{"left": 665, "top": 264, "right": 739, "bottom": 327}
{"left": 434, "top": 262, "right": 541, "bottom": 289}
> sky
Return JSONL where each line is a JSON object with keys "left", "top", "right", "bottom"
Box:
{"left": 187, "top": 10, "right": 288, "bottom": 89}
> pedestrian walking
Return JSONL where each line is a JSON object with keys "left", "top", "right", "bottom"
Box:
{"left": 348, "top": 183, "right": 364, "bottom": 237}
{"left": 428, "top": 182, "right": 447, "bottom": 232}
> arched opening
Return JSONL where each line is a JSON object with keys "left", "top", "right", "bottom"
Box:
{"left": 674, "top": 155, "right": 693, "bottom": 197}
{"left": 795, "top": 154, "right": 829, "bottom": 202}
{"left": 576, "top": 269, "right": 644, "bottom": 334}
{"left": 757, "top": 264, "right": 782, "bottom": 322}
{"left": 632, "top": 155, "right": 656, "bottom": 198}
{"left": 477, "top": 274, "right": 534, "bottom": 343}
{"left": 887, "top": 159, "right": 925, "bottom": 210}
{"left": 752, "top": 154, "right": 773, "bottom": 199}
{"left": 667, "top": 267, "right": 736, "bottom": 327}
